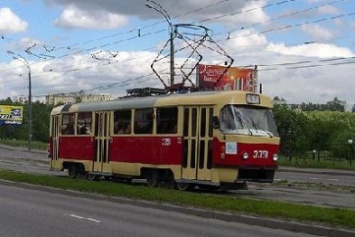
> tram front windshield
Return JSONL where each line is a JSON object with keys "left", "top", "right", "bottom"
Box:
{"left": 219, "top": 105, "right": 278, "bottom": 137}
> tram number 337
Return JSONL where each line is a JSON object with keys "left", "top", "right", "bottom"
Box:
{"left": 253, "top": 150, "right": 268, "bottom": 159}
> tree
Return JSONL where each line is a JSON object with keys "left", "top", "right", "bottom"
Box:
{"left": 273, "top": 104, "right": 310, "bottom": 159}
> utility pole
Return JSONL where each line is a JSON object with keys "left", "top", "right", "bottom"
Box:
{"left": 145, "top": 0, "right": 175, "bottom": 86}
{"left": 7, "top": 51, "right": 32, "bottom": 151}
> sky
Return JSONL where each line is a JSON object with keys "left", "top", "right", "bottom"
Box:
{"left": 0, "top": 0, "right": 354, "bottom": 108}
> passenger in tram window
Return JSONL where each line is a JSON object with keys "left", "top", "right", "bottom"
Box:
{"left": 79, "top": 123, "right": 90, "bottom": 134}
{"left": 117, "top": 127, "right": 124, "bottom": 134}
{"left": 115, "top": 122, "right": 125, "bottom": 134}
{"left": 158, "top": 121, "right": 169, "bottom": 134}
{"left": 63, "top": 114, "right": 75, "bottom": 135}
{"left": 124, "top": 123, "right": 131, "bottom": 134}
{"left": 61, "top": 125, "right": 67, "bottom": 134}
{"left": 63, "top": 124, "right": 74, "bottom": 135}
{"left": 170, "top": 124, "right": 177, "bottom": 133}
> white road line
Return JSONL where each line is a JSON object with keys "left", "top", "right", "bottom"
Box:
{"left": 86, "top": 218, "right": 101, "bottom": 223}
{"left": 310, "top": 178, "right": 339, "bottom": 181}
{"left": 67, "top": 214, "right": 101, "bottom": 223}
{"left": 69, "top": 214, "right": 85, "bottom": 219}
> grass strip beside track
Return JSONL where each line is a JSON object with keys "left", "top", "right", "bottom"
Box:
{"left": 0, "top": 169, "right": 355, "bottom": 230}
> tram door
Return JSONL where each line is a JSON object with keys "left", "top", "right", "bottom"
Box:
{"left": 50, "top": 115, "right": 60, "bottom": 170}
{"left": 93, "top": 111, "right": 111, "bottom": 173}
{"left": 182, "top": 106, "right": 214, "bottom": 181}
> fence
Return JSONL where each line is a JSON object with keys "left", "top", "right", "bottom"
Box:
{"left": 279, "top": 142, "right": 354, "bottom": 166}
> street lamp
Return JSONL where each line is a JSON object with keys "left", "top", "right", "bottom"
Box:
{"left": 145, "top": 0, "right": 175, "bottom": 86}
{"left": 348, "top": 139, "right": 353, "bottom": 165}
{"left": 7, "top": 50, "right": 32, "bottom": 151}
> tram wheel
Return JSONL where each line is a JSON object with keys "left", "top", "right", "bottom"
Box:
{"left": 146, "top": 170, "right": 159, "bottom": 187}
{"left": 68, "top": 165, "right": 77, "bottom": 179}
{"left": 175, "top": 182, "right": 194, "bottom": 191}
{"left": 87, "top": 173, "right": 98, "bottom": 181}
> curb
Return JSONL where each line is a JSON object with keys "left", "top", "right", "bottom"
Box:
{"left": 1, "top": 179, "right": 354, "bottom": 237}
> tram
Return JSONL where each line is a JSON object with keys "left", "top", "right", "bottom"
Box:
{"left": 49, "top": 89, "right": 280, "bottom": 190}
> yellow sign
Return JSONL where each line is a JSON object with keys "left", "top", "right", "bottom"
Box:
{"left": 0, "top": 105, "right": 23, "bottom": 125}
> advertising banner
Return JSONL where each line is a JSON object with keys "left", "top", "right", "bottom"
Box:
{"left": 0, "top": 105, "right": 23, "bottom": 125}
{"left": 196, "top": 64, "right": 257, "bottom": 92}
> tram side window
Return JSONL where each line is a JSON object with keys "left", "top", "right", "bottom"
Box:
{"left": 114, "top": 110, "right": 132, "bottom": 134}
{"left": 134, "top": 108, "right": 153, "bottom": 134}
{"left": 61, "top": 114, "right": 75, "bottom": 135}
{"left": 157, "top": 107, "right": 178, "bottom": 134}
{"left": 77, "top": 112, "right": 92, "bottom": 135}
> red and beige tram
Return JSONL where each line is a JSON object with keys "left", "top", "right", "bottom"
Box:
{"left": 49, "top": 89, "right": 280, "bottom": 190}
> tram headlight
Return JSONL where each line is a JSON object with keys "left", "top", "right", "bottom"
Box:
{"left": 273, "top": 154, "right": 278, "bottom": 161}
{"left": 242, "top": 152, "right": 249, "bottom": 160}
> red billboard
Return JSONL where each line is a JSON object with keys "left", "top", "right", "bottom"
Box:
{"left": 196, "top": 64, "right": 257, "bottom": 92}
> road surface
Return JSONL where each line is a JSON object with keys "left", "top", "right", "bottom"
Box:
{"left": 0, "top": 182, "right": 323, "bottom": 237}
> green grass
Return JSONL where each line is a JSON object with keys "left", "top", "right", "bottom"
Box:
{"left": 278, "top": 156, "right": 355, "bottom": 170}
{"left": 0, "top": 169, "right": 355, "bottom": 230}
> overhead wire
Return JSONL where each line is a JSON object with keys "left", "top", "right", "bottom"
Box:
{"left": 1, "top": 0, "right": 353, "bottom": 96}
{"left": 0, "top": 0, "right": 347, "bottom": 71}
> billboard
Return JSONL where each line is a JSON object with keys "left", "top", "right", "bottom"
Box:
{"left": 196, "top": 64, "right": 258, "bottom": 92}
{"left": 0, "top": 105, "right": 23, "bottom": 125}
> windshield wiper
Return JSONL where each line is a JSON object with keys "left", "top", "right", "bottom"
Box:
{"left": 250, "top": 118, "right": 258, "bottom": 132}
{"left": 233, "top": 110, "right": 252, "bottom": 135}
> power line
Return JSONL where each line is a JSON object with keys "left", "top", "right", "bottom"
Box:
{"left": 1, "top": 0, "right": 354, "bottom": 97}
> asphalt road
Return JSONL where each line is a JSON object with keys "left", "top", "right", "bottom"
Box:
{"left": 0, "top": 144, "right": 354, "bottom": 236}
{"left": 276, "top": 167, "right": 355, "bottom": 187}
{"left": 0, "top": 182, "right": 322, "bottom": 237}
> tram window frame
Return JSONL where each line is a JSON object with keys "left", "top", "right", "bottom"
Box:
{"left": 156, "top": 107, "right": 178, "bottom": 134}
{"left": 61, "top": 113, "right": 75, "bottom": 135}
{"left": 77, "top": 112, "right": 92, "bottom": 135}
{"left": 134, "top": 108, "right": 153, "bottom": 134}
{"left": 114, "top": 110, "right": 132, "bottom": 135}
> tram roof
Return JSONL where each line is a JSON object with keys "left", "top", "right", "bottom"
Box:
{"left": 51, "top": 90, "right": 273, "bottom": 115}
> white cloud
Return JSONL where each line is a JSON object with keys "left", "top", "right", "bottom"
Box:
{"left": 10, "top": 38, "right": 40, "bottom": 52}
{"left": 225, "top": 29, "right": 268, "bottom": 52}
{"left": 45, "top": 0, "right": 267, "bottom": 25}
{"left": 260, "top": 61, "right": 355, "bottom": 106}
{"left": 2, "top": 0, "right": 354, "bottom": 108}
{"left": 53, "top": 5, "right": 129, "bottom": 29}
{"left": 266, "top": 42, "right": 354, "bottom": 58}
{"left": 0, "top": 8, "right": 28, "bottom": 33}
{"left": 317, "top": 5, "right": 340, "bottom": 15}
{"left": 217, "top": 0, "right": 270, "bottom": 26}
{"left": 301, "top": 24, "right": 334, "bottom": 41}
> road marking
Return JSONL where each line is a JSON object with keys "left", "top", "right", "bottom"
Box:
{"left": 67, "top": 214, "right": 101, "bottom": 223}
{"left": 310, "top": 178, "right": 339, "bottom": 181}
{"left": 69, "top": 214, "right": 85, "bottom": 219}
{"left": 87, "top": 218, "right": 101, "bottom": 223}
